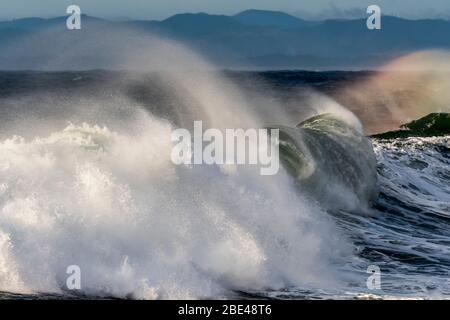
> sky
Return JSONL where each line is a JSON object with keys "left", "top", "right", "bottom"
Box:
{"left": 0, "top": 0, "right": 449, "bottom": 20}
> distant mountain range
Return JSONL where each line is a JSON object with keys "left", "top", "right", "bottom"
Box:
{"left": 1, "top": 9, "right": 450, "bottom": 69}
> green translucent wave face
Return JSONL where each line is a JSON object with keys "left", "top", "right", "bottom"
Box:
{"left": 271, "top": 113, "right": 379, "bottom": 212}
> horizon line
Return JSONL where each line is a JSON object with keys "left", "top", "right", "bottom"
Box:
{"left": 1, "top": 9, "right": 450, "bottom": 23}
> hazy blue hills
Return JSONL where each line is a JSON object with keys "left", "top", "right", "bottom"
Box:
{"left": 233, "top": 9, "right": 313, "bottom": 28}
{"left": 161, "top": 13, "right": 243, "bottom": 36}
{"left": 1, "top": 10, "right": 450, "bottom": 69}
{"left": 0, "top": 15, "right": 109, "bottom": 30}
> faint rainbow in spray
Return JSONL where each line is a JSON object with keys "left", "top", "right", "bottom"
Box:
{"left": 335, "top": 50, "right": 450, "bottom": 134}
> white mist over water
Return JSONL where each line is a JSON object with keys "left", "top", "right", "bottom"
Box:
{"left": 0, "top": 26, "right": 358, "bottom": 298}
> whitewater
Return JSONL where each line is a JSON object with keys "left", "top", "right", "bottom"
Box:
{"left": 0, "top": 117, "right": 355, "bottom": 299}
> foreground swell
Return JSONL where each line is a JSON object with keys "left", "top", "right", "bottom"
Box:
{"left": 337, "top": 136, "right": 450, "bottom": 299}
{"left": 247, "top": 134, "right": 450, "bottom": 299}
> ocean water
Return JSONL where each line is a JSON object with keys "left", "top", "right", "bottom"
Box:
{"left": 0, "top": 71, "right": 448, "bottom": 300}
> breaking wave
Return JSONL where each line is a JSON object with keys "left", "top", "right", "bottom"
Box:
{"left": 0, "top": 114, "right": 355, "bottom": 299}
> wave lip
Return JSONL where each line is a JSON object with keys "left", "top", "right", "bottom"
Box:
{"left": 274, "top": 113, "right": 379, "bottom": 212}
